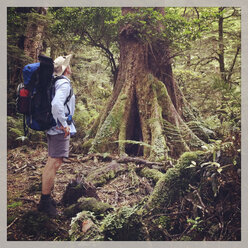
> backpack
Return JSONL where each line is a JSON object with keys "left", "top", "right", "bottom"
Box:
{"left": 16, "top": 54, "right": 72, "bottom": 136}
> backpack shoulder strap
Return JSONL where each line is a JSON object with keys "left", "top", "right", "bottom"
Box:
{"left": 53, "top": 76, "right": 73, "bottom": 105}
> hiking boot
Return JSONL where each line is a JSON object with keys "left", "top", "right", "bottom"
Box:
{"left": 37, "top": 197, "right": 58, "bottom": 217}
{"left": 50, "top": 197, "right": 57, "bottom": 207}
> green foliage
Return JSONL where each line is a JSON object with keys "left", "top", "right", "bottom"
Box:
{"left": 187, "top": 217, "right": 203, "bottom": 231}
{"left": 106, "top": 7, "right": 201, "bottom": 50}
{"left": 185, "top": 140, "right": 240, "bottom": 197}
{"left": 7, "top": 115, "right": 47, "bottom": 149}
{"left": 152, "top": 215, "right": 171, "bottom": 230}
{"left": 174, "top": 8, "right": 240, "bottom": 142}
{"left": 140, "top": 168, "right": 164, "bottom": 183}
{"left": 89, "top": 93, "right": 127, "bottom": 153}
{"left": 7, "top": 116, "right": 24, "bottom": 141}
{"left": 48, "top": 8, "right": 120, "bottom": 64}
{"left": 213, "top": 77, "right": 241, "bottom": 135}
{"left": 71, "top": 47, "right": 113, "bottom": 140}
{"left": 73, "top": 102, "right": 99, "bottom": 139}
{"left": 86, "top": 163, "right": 127, "bottom": 187}
{"left": 115, "top": 139, "right": 152, "bottom": 149}
{"left": 7, "top": 201, "right": 22, "bottom": 209}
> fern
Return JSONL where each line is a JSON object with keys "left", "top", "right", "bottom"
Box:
{"left": 114, "top": 139, "right": 153, "bottom": 149}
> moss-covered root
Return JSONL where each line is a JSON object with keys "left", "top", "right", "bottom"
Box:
{"left": 101, "top": 205, "right": 147, "bottom": 241}
{"left": 89, "top": 82, "right": 132, "bottom": 154}
{"left": 139, "top": 167, "right": 164, "bottom": 183}
{"left": 145, "top": 151, "right": 207, "bottom": 210}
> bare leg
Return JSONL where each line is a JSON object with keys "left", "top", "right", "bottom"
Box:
{"left": 42, "top": 156, "right": 63, "bottom": 195}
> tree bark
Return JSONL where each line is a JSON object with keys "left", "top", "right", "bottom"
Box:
{"left": 23, "top": 7, "right": 47, "bottom": 61}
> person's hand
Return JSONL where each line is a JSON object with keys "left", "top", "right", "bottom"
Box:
{"left": 57, "top": 126, "right": 70, "bottom": 137}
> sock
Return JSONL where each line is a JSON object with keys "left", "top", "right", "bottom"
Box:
{"left": 41, "top": 194, "right": 51, "bottom": 200}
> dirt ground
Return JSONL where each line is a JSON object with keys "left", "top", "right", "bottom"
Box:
{"left": 7, "top": 145, "right": 155, "bottom": 241}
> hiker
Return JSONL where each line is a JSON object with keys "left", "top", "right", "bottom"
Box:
{"left": 37, "top": 54, "right": 76, "bottom": 216}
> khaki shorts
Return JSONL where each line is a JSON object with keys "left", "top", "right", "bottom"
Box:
{"left": 47, "top": 133, "right": 70, "bottom": 158}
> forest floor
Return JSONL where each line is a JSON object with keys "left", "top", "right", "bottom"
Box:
{"left": 7, "top": 143, "right": 241, "bottom": 241}
{"left": 7, "top": 144, "right": 155, "bottom": 241}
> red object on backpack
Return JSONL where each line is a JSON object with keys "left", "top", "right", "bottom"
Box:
{"left": 19, "top": 88, "right": 29, "bottom": 97}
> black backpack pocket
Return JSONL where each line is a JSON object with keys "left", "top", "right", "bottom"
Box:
{"left": 16, "top": 83, "right": 30, "bottom": 114}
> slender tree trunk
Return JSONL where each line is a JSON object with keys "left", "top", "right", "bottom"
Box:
{"left": 218, "top": 7, "right": 226, "bottom": 83}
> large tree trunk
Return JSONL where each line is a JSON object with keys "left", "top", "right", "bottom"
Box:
{"left": 87, "top": 7, "right": 208, "bottom": 160}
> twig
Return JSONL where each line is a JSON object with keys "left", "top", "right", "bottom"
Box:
{"left": 15, "top": 198, "right": 37, "bottom": 204}
{"left": 7, "top": 217, "right": 18, "bottom": 229}
{"left": 15, "top": 164, "right": 27, "bottom": 173}
{"left": 189, "top": 184, "right": 208, "bottom": 213}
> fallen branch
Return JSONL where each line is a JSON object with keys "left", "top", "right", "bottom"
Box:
{"left": 79, "top": 153, "right": 115, "bottom": 163}
{"left": 79, "top": 153, "right": 166, "bottom": 168}
{"left": 117, "top": 156, "right": 165, "bottom": 167}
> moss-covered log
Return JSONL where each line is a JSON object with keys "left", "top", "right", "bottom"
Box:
{"left": 64, "top": 197, "right": 113, "bottom": 218}
{"left": 86, "top": 161, "right": 128, "bottom": 187}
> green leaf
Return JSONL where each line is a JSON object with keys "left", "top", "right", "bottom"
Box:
{"left": 16, "top": 136, "right": 28, "bottom": 142}
{"left": 186, "top": 164, "right": 196, "bottom": 169}
{"left": 200, "top": 162, "right": 212, "bottom": 168}
{"left": 212, "top": 162, "right": 221, "bottom": 168}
